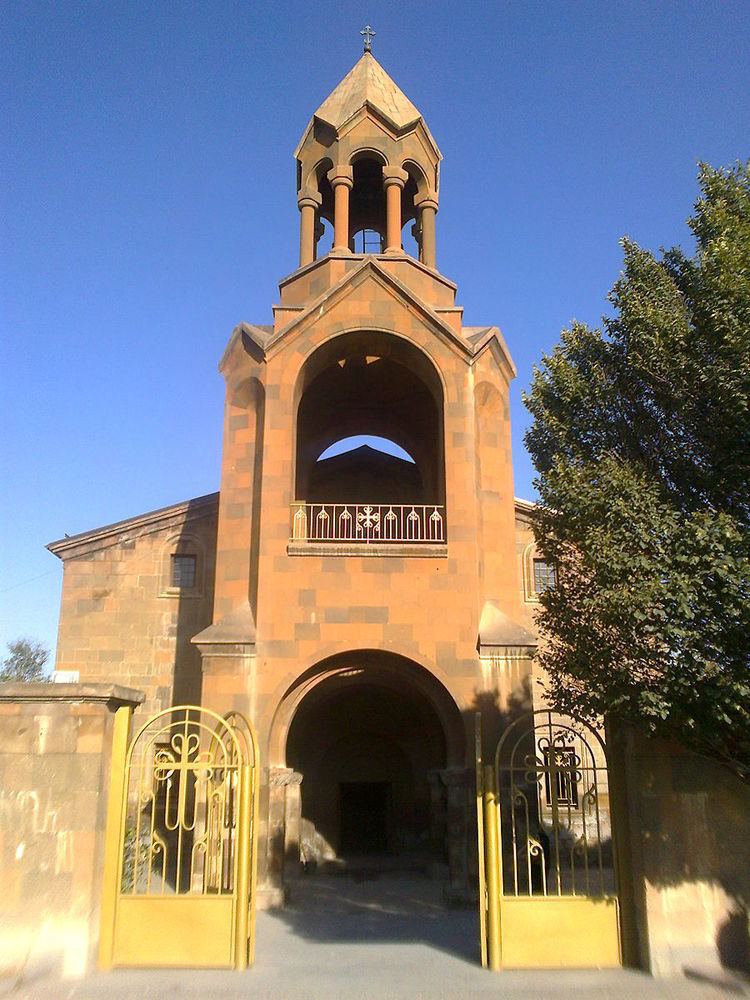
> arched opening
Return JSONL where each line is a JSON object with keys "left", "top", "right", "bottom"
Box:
{"left": 403, "top": 161, "right": 425, "bottom": 261}
{"left": 294, "top": 332, "right": 445, "bottom": 507}
{"left": 303, "top": 157, "right": 334, "bottom": 262}
{"left": 349, "top": 153, "right": 387, "bottom": 244}
{"left": 316, "top": 216, "right": 334, "bottom": 258}
{"left": 311, "top": 436, "right": 421, "bottom": 505}
{"left": 313, "top": 157, "right": 334, "bottom": 221}
{"left": 283, "top": 651, "right": 464, "bottom": 870}
{"left": 310, "top": 436, "right": 421, "bottom": 505}
{"left": 402, "top": 219, "right": 419, "bottom": 259}
{"left": 351, "top": 228, "right": 383, "bottom": 254}
{"left": 318, "top": 435, "right": 415, "bottom": 463}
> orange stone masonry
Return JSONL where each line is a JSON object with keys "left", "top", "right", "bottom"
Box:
{"left": 38, "top": 49, "right": 750, "bottom": 974}
{"left": 50, "top": 50, "right": 541, "bottom": 905}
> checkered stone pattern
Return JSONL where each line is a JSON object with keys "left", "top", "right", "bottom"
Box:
{"left": 204, "top": 253, "right": 532, "bottom": 748}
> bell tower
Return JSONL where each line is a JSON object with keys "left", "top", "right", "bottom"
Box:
{"left": 294, "top": 48, "right": 441, "bottom": 266}
{"left": 194, "top": 41, "right": 536, "bottom": 904}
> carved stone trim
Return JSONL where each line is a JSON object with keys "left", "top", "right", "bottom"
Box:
{"left": 267, "top": 767, "right": 304, "bottom": 787}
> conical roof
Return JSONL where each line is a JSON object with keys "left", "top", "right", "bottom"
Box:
{"left": 314, "top": 52, "right": 422, "bottom": 132}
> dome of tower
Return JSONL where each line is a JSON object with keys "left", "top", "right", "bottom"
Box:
{"left": 313, "top": 52, "right": 423, "bottom": 133}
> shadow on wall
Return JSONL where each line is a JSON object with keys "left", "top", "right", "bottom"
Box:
{"left": 610, "top": 719, "right": 750, "bottom": 977}
{"left": 469, "top": 679, "right": 533, "bottom": 768}
{"left": 169, "top": 498, "right": 219, "bottom": 710}
{"left": 718, "top": 908, "right": 750, "bottom": 973}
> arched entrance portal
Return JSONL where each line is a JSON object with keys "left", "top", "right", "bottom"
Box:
{"left": 279, "top": 651, "right": 465, "bottom": 877}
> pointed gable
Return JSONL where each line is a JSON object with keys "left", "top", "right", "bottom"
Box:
{"left": 266, "top": 258, "right": 473, "bottom": 363}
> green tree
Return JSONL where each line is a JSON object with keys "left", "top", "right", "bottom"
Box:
{"left": 0, "top": 637, "right": 50, "bottom": 682}
{"left": 524, "top": 162, "right": 750, "bottom": 781}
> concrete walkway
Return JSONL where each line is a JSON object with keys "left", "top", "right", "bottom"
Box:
{"left": 5, "top": 874, "right": 747, "bottom": 999}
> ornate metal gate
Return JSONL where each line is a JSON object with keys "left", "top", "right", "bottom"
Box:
{"left": 98, "top": 706, "right": 259, "bottom": 969}
{"left": 477, "top": 710, "right": 620, "bottom": 969}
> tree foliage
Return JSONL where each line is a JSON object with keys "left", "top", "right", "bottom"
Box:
{"left": 524, "top": 162, "right": 750, "bottom": 780}
{"left": 0, "top": 637, "right": 50, "bottom": 682}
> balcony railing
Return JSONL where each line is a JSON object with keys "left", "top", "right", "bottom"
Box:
{"left": 291, "top": 502, "right": 446, "bottom": 544}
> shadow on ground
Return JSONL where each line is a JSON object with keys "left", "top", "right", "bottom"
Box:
{"left": 270, "top": 872, "right": 478, "bottom": 964}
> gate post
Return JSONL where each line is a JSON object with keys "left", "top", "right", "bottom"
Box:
{"left": 475, "top": 716, "right": 488, "bottom": 969}
{"left": 234, "top": 763, "right": 252, "bottom": 970}
{"left": 97, "top": 704, "right": 133, "bottom": 970}
{"left": 483, "top": 765, "right": 502, "bottom": 971}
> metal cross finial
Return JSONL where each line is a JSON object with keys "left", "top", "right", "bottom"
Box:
{"left": 360, "top": 24, "right": 376, "bottom": 52}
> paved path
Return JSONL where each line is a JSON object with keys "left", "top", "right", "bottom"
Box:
{"left": 5, "top": 874, "right": 746, "bottom": 998}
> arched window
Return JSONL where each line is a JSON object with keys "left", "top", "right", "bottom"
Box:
{"left": 351, "top": 228, "right": 383, "bottom": 254}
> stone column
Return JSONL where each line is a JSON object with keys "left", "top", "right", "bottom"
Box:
{"left": 327, "top": 165, "right": 353, "bottom": 253}
{"left": 440, "top": 767, "right": 473, "bottom": 903}
{"left": 427, "top": 769, "right": 448, "bottom": 878}
{"left": 382, "top": 166, "right": 408, "bottom": 253}
{"left": 262, "top": 767, "right": 303, "bottom": 906}
{"left": 297, "top": 192, "right": 321, "bottom": 267}
{"left": 283, "top": 771, "right": 304, "bottom": 869}
{"left": 416, "top": 195, "right": 439, "bottom": 269}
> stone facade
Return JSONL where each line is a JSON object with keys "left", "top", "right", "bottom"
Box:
{"left": 49, "top": 53, "right": 544, "bottom": 906}
{"left": 49, "top": 494, "right": 217, "bottom": 719}
{"left": 609, "top": 724, "right": 750, "bottom": 979}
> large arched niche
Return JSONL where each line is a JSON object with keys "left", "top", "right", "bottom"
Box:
{"left": 275, "top": 650, "right": 466, "bottom": 863}
{"left": 293, "top": 331, "right": 446, "bottom": 504}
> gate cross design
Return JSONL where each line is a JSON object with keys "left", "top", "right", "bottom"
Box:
{"left": 98, "top": 705, "right": 259, "bottom": 970}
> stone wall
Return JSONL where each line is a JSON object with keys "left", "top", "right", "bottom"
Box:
{"left": 49, "top": 495, "right": 217, "bottom": 719}
{"left": 0, "top": 683, "right": 143, "bottom": 981}
{"left": 610, "top": 722, "right": 750, "bottom": 979}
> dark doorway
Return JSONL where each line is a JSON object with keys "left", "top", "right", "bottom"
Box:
{"left": 340, "top": 782, "right": 390, "bottom": 855}
{"left": 285, "top": 655, "right": 456, "bottom": 868}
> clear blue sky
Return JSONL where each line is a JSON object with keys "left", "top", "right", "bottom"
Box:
{"left": 2, "top": 1, "right": 749, "bottom": 663}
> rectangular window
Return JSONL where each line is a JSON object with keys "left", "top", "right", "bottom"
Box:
{"left": 533, "top": 559, "right": 556, "bottom": 594}
{"left": 543, "top": 748, "right": 579, "bottom": 807}
{"left": 170, "top": 554, "right": 197, "bottom": 589}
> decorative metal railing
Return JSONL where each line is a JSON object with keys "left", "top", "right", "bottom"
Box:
{"left": 291, "top": 502, "right": 446, "bottom": 544}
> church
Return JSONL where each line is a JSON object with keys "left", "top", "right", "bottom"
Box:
{"left": 34, "top": 43, "right": 746, "bottom": 977}
{"left": 49, "top": 44, "right": 544, "bottom": 902}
